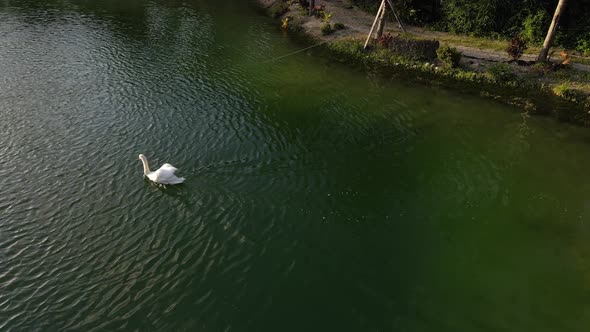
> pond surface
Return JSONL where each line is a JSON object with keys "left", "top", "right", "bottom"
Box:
{"left": 2, "top": 1, "right": 590, "bottom": 331}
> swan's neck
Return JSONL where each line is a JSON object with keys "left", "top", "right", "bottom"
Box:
{"left": 140, "top": 156, "right": 151, "bottom": 175}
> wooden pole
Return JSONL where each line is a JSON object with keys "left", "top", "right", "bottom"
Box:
{"left": 376, "top": 2, "right": 387, "bottom": 38}
{"left": 538, "top": 0, "right": 567, "bottom": 62}
{"left": 309, "top": 0, "right": 315, "bottom": 16}
{"left": 363, "top": 0, "right": 386, "bottom": 50}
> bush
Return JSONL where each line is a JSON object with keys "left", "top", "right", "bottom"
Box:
{"left": 576, "top": 33, "right": 590, "bottom": 56}
{"left": 321, "top": 23, "right": 333, "bottom": 35}
{"left": 376, "top": 33, "right": 394, "bottom": 48}
{"left": 328, "top": 39, "right": 365, "bottom": 59}
{"left": 521, "top": 10, "right": 549, "bottom": 45}
{"left": 333, "top": 22, "right": 346, "bottom": 30}
{"left": 389, "top": 35, "right": 440, "bottom": 60}
{"left": 553, "top": 82, "right": 585, "bottom": 102}
{"left": 437, "top": 44, "right": 462, "bottom": 68}
{"left": 281, "top": 16, "right": 302, "bottom": 32}
{"left": 487, "top": 63, "right": 517, "bottom": 83}
{"left": 506, "top": 36, "right": 527, "bottom": 60}
{"left": 441, "top": 0, "right": 496, "bottom": 36}
{"left": 269, "top": 1, "right": 290, "bottom": 18}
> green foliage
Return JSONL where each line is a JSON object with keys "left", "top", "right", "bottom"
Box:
{"left": 576, "top": 33, "right": 590, "bottom": 56}
{"left": 552, "top": 82, "right": 586, "bottom": 102}
{"left": 325, "top": 37, "right": 589, "bottom": 124}
{"left": 390, "top": 35, "right": 440, "bottom": 60}
{"left": 553, "top": 82, "right": 570, "bottom": 96}
{"left": 322, "top": 11, "right": 333, "bottom": 23}
{"left": 440, "top": 0, "right": 496, "bottom": 36}
{"left": 353, "top": 0, "right": 440, "bottom": 24}
{"left": 269, "top": 1, "right": 290, "bottom": 18}
{"left": 487, "top": 63, "right": 517, "bottom": 83}
{"left": 328, "top": 39, "right": 365, "bottom": 59}
{"left": 321, "top": 22, "right": 333, "bottom": 35}
{"left": 521, "top": 10, "right": 549, "bottom": 45}
{"left": 281, "top": 16, "right": 302, "bottom": 32}
{"left": 351, "top": 0, "right": 590, "bottom": 51}
{"left": 437, "top": 44, "right": 462, "bottom": 68}
{"left": 506, "top": 36, "right": 527, "bottom": 60}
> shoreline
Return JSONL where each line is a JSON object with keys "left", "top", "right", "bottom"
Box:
{"left": 258, "top": 0, "right": 590, "bottom": 127}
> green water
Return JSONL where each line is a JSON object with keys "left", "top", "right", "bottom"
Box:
{"left": 1, "top": 0, "right": 590, "bottom": 331}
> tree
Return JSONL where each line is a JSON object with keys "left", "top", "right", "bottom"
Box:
{"left": 538, "top": 0, "right": 568, "bottom": 62}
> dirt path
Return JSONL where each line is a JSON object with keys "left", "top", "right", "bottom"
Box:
{"left": 280, "top": 0, "right": 590, "bottom": 72}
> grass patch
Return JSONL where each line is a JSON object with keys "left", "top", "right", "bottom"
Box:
{"left": 487, "top": 63, "right": 517, "bottom": 84}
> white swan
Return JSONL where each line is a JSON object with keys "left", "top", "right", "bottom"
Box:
{"left": 138, "top": 154, "right": 185, "bottom": 185}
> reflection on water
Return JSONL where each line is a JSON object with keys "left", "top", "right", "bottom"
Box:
{"left": 1, "top": 0, "right": 590, "bottom": 331}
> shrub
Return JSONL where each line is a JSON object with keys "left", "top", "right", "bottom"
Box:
{"left": 269, "top": 1, "right": 290, "bottom": 18}
{"left": 333, "top": 22, "right": 346, "bottom": 30}
{"left": 506, "top": 36, "right": 527, "bottom": 60}
{"left": 376, "top": 33, "right": 394, "bottom": 48}
{"left": 553, "top": 82, "right": 585, "bottom": 102}
{"left": 328, "top": 39, "right": 365, "bottom": 59}
{"left": 576, "top": 33, "right": 590, "bottom": 56}
{"left": 281, "top": 16, "right": 302, "bottom": 32}
{"left": 440, "top": 0, "right": 496, "bottom": 36}
{"left": 390, "top": 35, "right": 440, "bottom": 60}
{"left": 487, "top": 63, "right": 517, "bottom": 83}
{"left": 437, "top": 44, "right": 462, "bottom": 68}
{"left": 521, "top": 10, "right": 549, "bottom": 45}
{"left": 321, "top": 22, "right": 333, "bottom": 35}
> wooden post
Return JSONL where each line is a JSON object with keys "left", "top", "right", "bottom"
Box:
{"left": 309, "top": 0, "right": 315, "bottom": 16}
{"left": 538, "top": 0, "right": 567, "bottom": 62}
{"left": 376, "top": 2, "right": 387, "bottom": 38}
{"left": 363, "top": 0, "right": 386, "bottom": 50}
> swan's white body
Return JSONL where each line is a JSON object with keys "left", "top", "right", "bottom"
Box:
{"left": 138, "top": 154, "right": 185, "bottom": 185}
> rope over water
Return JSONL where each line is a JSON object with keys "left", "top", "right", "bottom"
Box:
{"left": 262, "top": 39, "right": 332, "bottom": 63}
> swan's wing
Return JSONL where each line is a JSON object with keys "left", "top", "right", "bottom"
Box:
{"left": 160, "top": 163, "right": 178, "bottom": 172}
{"left": 153, "top": 166, "right": 185, "bottom": 184}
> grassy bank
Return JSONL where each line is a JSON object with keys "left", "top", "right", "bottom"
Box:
{"left": 325, "top": 38, "right": 590, "bottom": 125}
{"left": 262, "top": 0, "right": 590, "bottom": 126}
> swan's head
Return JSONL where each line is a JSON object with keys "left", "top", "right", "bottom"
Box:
{"left": 138, "top": 154, "right": 145, "bottom": 161}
